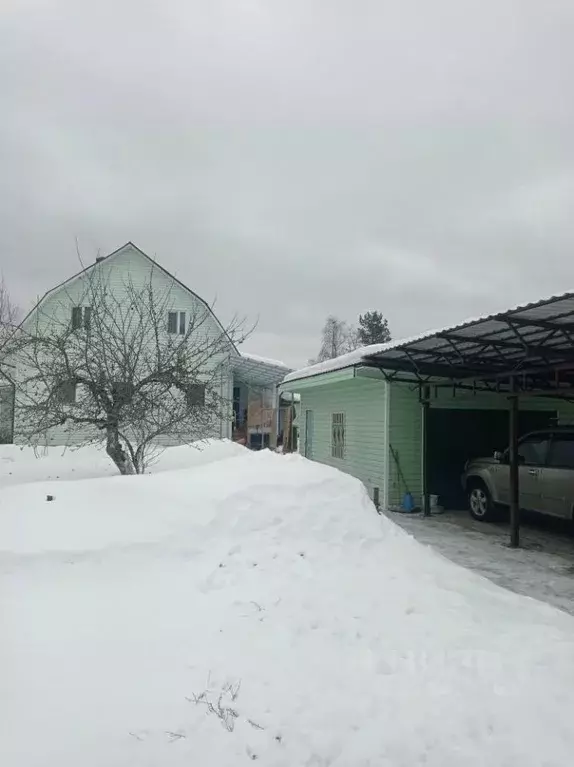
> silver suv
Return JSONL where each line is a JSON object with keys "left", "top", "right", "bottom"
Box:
{"left": 463, "top": 428, "right": 574, "bottom": 521}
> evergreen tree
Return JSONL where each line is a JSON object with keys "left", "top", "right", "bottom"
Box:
{"left": 357, "top": 311, "right": 391, "bottom": 346}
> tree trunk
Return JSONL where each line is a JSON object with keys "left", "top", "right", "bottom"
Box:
{"left": 134, "top": 444, "right": 147, "bottom": 474}
{"left": 106, "top": 427, "right": 135, "bottom": 475}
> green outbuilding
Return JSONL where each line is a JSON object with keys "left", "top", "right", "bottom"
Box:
{"left": 280, "top": 293, "right": 574, "bottom": 523}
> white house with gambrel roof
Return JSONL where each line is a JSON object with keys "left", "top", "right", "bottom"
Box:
{"left": 5, "top": 242, "right": 289, "bottom": 447}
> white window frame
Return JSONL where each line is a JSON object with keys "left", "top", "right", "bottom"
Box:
{"left": 168, "top": 310, "right": 187, "bottom": 335}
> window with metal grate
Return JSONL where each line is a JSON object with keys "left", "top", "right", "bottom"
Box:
{"left": 331, "top": 412, "right": 345, "bottom": 459}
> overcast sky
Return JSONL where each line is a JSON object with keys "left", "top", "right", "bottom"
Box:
{"left": 1, "top": 1, "right": 573, "bottom": 368}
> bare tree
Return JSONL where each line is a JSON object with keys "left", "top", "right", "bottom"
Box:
{"left": 345, "top": 325, "right": 361, "bottom": 352}
{"left": 9, "top": 268, "right": 249, "bottom": 474}
{"left": 0, "top": 276, "right": 19, "bottom": 443}
{"left": 309, "top": 315, "right": 360, "bottom": 364}
{"left": 0, "top": 274, "right": 19, "bottom": 349}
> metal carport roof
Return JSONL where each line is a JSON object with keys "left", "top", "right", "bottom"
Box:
{"left": 233, "top": 353, "right": 291, "bottom": 388}
{"left": 362, "top": 291, "right": 574, "bottom": 395}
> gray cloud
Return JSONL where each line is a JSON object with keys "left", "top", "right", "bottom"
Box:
{"left": 1, "top": 0, "right": 574, "bottom": 367}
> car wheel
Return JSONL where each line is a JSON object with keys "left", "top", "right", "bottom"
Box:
{"left": 468, "top": 481, "right": 495, "bottom": 521}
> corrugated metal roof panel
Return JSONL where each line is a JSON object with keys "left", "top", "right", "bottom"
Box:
{"left": 284, "top": 290, "right": 574, "bottom": 385}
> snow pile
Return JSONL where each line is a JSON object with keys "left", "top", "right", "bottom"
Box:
{"left": 2, "top": 449, "right": 574, "bottom": 766}
{"left": 0, "top": 439, "right": 245, "bottom": 487}
{"left": 241, "top": 351, "right": 289, "bottom": 369}
{"left": 282, "top": 341, "right": 392, "bottom": 383}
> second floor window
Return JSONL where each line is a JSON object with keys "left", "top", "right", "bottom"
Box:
{"left": 168, "top": 311, "right": 186, "bottom": 335}
{"left": 71, "top": 306, "right": 92, "bottom": 330}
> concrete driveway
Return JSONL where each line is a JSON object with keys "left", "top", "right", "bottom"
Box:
{"left": 387, "top": 509, "right": 574, "bottom": 616}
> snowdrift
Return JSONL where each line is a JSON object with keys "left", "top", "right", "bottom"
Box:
{"left": 0, "top": 439, "right": 246, "bottom": 488}
{"left": 2, "top": 445, "right": 574, "bottom": 766}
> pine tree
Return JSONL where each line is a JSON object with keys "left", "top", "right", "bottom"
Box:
{"left": 357, "top": 311, "right": 391, "bottom": 346}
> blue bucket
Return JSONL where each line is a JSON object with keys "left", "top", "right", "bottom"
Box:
{"left": 402, "top": 492, "right": 415, "bottom": 512}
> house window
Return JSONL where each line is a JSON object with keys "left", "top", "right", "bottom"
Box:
{"left": 332, "top": 413, "right": 345, "bottom": 459}
{"left": 186, "top": 383, "right": 206, "bottom": 407}
{"left": 54, "top": 380, "right": 77, "bottom": 404}
{"left": 168, "top": 311, "right": 186, "bottom": 335}
{"left": 71, "top": 307, "right": 92, "bottom": 330}
{"left": 112, "top": 381, "right": 134, "bottom": 405}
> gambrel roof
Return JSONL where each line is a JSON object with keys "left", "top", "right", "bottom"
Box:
{"left": 20, "top": 242, "right": 240, "bottom": 355}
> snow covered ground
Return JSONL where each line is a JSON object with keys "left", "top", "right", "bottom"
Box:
{"left": 0, "top": 440, "right": 246, "bottom": 487}
{"left": 2, "top": 444, "right": 574, "bottom": 766}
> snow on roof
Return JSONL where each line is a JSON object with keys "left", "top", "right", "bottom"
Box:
{"left": 283, "top": 342, "right": 395, "bottom": 383}
{"left": 282, "top": 325, "right": 459, "bottom": 383}
{"left": 233, "top": 351, "right": 292, "bottom": 387}
{"left": 283, "top": 289, "right": 574, "bottom": 385}
{"left": 241, "top": 351, "right": 290, "bottom": 369}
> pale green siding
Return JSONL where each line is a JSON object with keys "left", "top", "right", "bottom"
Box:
{"left": 287, "top": 367, "right": 355, "bottom": 390}
{"left": 387, "top": 384, "right": 422, "bottom": 506}
{"left": 297, "top": 376, "right": 387, "bottom": 504}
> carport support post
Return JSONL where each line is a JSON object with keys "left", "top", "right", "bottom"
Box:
{"left": 509, "top": 376, "right": 520, "bottom": 548}
{"left": 422, "top": 384, "right": 431, "bottom": 517}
